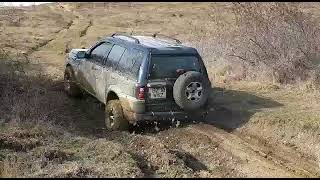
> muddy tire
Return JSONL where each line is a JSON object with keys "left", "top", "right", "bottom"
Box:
{"left": 105, "top": 100, "right": 129, "bottom": 131}
{"left": 173, "top": 71, "right": 209, "bottom": 111}
{"left": 64, "top": 66, "right": 82, "bottom": 97}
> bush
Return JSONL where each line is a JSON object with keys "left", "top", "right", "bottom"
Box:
{"left": 229, "top": 2, "right": 320, "bottom": 84}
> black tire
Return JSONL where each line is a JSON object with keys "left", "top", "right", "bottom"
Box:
{"left": 173, "top": 71, "right": 210, "bottom": 111}
{"left": 105, "top": 100, "right": 129, "bottom": 131}
{"left": 64, "top": 66, "right": 82, "bottom": 97}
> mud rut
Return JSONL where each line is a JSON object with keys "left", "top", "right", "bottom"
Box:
{"left": 23, "top": 7, "right": 320, "bottom": 178}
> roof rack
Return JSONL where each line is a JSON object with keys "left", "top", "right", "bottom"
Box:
{"left": 111, "top": 32, "right": 140, "bottom": 44}
{"left": 152, "top": 33, "right": 182, "bottom": 44}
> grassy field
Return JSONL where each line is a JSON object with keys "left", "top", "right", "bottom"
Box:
{"left": 0, "top": 2, "right": 319, "bottom": 177}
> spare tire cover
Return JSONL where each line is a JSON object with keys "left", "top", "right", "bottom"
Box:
{"left": 173, "top": 71, "right": 209, "bottom": 111}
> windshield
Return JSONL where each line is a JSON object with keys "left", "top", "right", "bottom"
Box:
{"left": 149, "top": 55, "right": 201, "bottom": 79}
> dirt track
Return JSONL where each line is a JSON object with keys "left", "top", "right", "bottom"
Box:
{"left": 96, "top": 122, "right": 317, "bottom": 177}
{"left": 60, "top": 104, "right": 319, "bottom": 178}
{"left": 2, "top": 4, "right": 319, "bottom": 178}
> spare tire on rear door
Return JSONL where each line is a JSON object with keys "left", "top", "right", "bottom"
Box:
{"left": 173, "top": 71, "right": 209, "bottom": 111}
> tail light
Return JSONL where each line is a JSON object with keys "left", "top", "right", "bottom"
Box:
{"left": 136, "top": 86, "right": 146, "bottom": 100}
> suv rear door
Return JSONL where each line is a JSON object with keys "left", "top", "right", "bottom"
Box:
{"left": 145, "top": 54, "right": 203, "bottom": 112}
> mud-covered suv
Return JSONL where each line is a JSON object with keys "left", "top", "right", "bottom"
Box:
{"left": 64, "top": 33, "right": 211, "bottom": 131}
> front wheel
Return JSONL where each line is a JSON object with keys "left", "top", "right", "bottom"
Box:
{"left": 105, "top": 100, "right": 129, "bottom": 131}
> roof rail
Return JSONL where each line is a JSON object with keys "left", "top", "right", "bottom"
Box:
{"left": 111, "top": 32, "right": 140, "bottom": 44}
{"left": 152, "top": 33, "right": 182, "bottom": 44}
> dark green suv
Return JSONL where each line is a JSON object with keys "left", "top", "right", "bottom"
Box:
{"left": 64, "top": 33, "right": 211, "bottom": 131}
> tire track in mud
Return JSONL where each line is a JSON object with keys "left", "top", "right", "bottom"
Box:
{"left": 26, "top": 8, "right": 92, "bottom": 78}
{"left": 80, "top": 20, "right": 92, "bottom": 37}
{"left": 186, "top": 124, "right": 319, "bottom": 177}
{"left": 26, "top": 38, "right": 55, "bottom": 55}
{"left": 154, "top": 127, "right": 245, "bottom": 177}
{"left": 27, "top": 8, "right": 76, "bottom": 56}
{"left": 105, "top": 131, "right": 197, "bottom": 178}
{"left": 26, "top": 18, "right": 74, "bottom": 56}
{"left": 103, "top": 126, "right": 243, "bottom": 178}
{"left": 234, "top": 131, "right": 320, "bottom": 177}
{"left": 88, "top": 118, "right": 319, "bottom": 177}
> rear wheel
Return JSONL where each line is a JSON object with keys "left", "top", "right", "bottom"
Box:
{"left": 64, "top": 67, "right": 82, "bottom": 97}
{"left": 105, "top": 100, "right": 129, "bottom": 131}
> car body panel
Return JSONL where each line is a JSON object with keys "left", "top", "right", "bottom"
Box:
{"left": 64, "top": 35, "right": 211, "bottom": 123}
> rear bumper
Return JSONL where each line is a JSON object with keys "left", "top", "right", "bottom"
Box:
{"left": 123, "top": 109, "right": 208, "bottom": 123}
{"left": 119, "top": 95, "right": 209, "bottom": 123}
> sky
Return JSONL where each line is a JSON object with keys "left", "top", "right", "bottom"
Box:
{"left": 1, "top": 2, "right": 52, "bottom": 7}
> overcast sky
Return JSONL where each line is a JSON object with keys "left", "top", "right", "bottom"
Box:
{"left": 1, "top": 2, "right": 52, "bottom": 7}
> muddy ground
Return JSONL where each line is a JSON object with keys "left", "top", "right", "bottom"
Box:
{"left": 1, "top": 86, "right": 319, "bottom": 177}
{"left": 0, "top": 2, "right": 320, "bottom": 178}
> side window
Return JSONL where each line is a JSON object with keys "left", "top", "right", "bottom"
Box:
{"left": 117, "top": 49, "right": 132, "bottom": 72}
{"left": 117, "top": 48, "right": 144, "bottom": 79}
{"left": 90, "top": 42, "right": 112, "bottom": 65}
{"left": 106, "top": 45, "right": 126, "bottom": 68}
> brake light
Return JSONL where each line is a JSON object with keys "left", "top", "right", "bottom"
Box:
{"left": 136, "top": 86, "right": 146, "bottom": 100}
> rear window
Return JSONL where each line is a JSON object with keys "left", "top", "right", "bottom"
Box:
{"left": 149, "top": 55, "right": 201, "bottom": 79}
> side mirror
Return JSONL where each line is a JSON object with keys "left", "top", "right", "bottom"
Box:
{"left": 76, "top": 51, "right": 87, "bottom": 59}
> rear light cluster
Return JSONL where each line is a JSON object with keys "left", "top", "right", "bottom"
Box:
{"left": 136, "top": 86, "right": 147, "bottom": 100}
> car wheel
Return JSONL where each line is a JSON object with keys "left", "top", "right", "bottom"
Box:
{"left": 105, "top": 100, "right": 129, "bottom": 131}
{"left": 64, "top": 66, "right": 82, "bottom": 97}
{"left": 173, "top": 71, "right": 210, "bottom": 111}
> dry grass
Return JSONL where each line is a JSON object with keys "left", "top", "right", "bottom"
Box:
{"left": 0, "top": 5, "right": 74, "bottom": 55}
{"left": 0, "top": 59, "right": 143, "bottom": 177}
{"left": 0, "top": 123, "right": 143, "bottom": 178}
{"left": 1, "top": 2, "right": 320, "bottom": 177}
{"left": 211, "top": 81, "right": 320, "bottom": 157}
